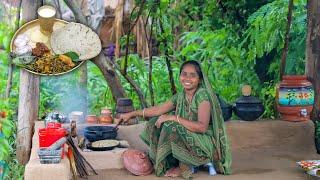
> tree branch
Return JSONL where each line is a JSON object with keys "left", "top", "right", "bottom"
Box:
{"left": 123, "top": 0, "right": 146, "bottom": 75}
{"left": 159, "top": 17, "right": 176, "bottom": 95}
{"left": 108, "top": 57, "right": 149, "bottom": 108}
{"left": 148, "top": 17, "right": 155, "bottom": 105}
{"left": 63, "top": 0, "right": 87, "bottom": 26}
{"left": 280, "top": 0, "right": 294, "bottom": 79}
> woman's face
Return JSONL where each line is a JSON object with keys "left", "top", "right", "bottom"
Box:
{"left": 180, "top": 64, "right": 200, "bottom": 91}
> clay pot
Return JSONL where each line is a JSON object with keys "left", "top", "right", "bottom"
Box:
{"left": 217, "top": 94, "right": 232, "bottom": 121}
{"left": 234, "top": 96, "right": 264, "bottom": 121}
{"left": 0, "top": 111, "right": 6, "bottom": 118}
{"left": 101, "top": 108, "right": 112, "bottom": 116}
{"left": 86, "top": 115, "right": 98, "bottom": 124}
{"left": 117, "top": 98, "right": 133, "bottom": 106}
{"left": 233, "top": 85, "right": 264, "bottom": 121}
{"left": 122, "top": 149, "right": 153, "bottom": 176}
{"left": 276, "top": 75, "right": 314, "bottom": 122}
{"left": 99, "top": 115, "right": 113, "bottom": 124}
{"left": 116, "top": 105, "right": 134, "bottom": 113}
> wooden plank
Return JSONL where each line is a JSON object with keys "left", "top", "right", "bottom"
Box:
{"left": 16, "top": 0, "right": 40, "bottom": 165}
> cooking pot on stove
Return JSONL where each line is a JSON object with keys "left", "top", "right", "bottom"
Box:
{"left": 83, "top": 126, "right": 118, "bottom": 142}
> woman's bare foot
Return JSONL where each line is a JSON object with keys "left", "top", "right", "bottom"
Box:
{"left": 164, "top": 167, "right": 181, "bottom": 177}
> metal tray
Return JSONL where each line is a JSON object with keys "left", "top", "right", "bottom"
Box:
{"left": 10, "top": 18, "right": 84, "bottom": 76}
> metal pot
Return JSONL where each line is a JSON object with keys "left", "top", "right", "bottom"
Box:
{"left": 217, "top": 94, "right": 233, "bottom": 121}
{"left": 44, "top": 112, "right": 67, "bottom": 126}
{"left": 83, "top": 126, "right": 118, "bottom": 142}
{"left": 234, "top": 95, "right": 264, "bottom": 121}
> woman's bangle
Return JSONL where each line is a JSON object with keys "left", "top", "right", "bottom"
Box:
{"left": 142, "top": 109, "right": 145, "bottom": 119}
{"left": 176, "top": 115, "right": 181, "bottom": 124}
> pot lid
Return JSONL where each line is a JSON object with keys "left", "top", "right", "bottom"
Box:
{"left": 236, "top": 95, "right": 262, "bottom": 104}
{"left": 242, "top": 85, "right": 252, "bottom": 96}
{"left": 122, "top": 149, "right": 153, "bottom": 176}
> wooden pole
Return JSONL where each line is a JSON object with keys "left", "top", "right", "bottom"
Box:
{"left": 16, "top": 0, "right": 41, "bottom": 164}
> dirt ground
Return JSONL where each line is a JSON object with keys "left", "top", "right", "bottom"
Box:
{"left": 81, "top": 120, "right": 319, "bottom": 180}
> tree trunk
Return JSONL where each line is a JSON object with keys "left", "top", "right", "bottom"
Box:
{"left": 306, "top": 0, "right": 314, "bottom": 82}
{"left": 92, "top": 53, "right": 127, "bottom": 100}
{"left": 308, "top": 0, "right": 320, "bottom": 121}
{"left": 5, "top": 0, "right": 22, "bottom": 99}
{"left": 64, "top": 0, "right": 127, "bottom": 100}
{"left": 16, "top": 0, "right": 41, "bottom": 164}
{"left": 114, "top": 0, "right": 124, "bottom": 58}
{"left": 308, "top": 0, "right": 320, "bottom": 154}
{"left": 280, "top": 0, "right": 294, "bottom": 79}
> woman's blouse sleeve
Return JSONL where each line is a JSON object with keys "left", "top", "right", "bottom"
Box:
{"left": 195, "top": 88, "right": 210, "bottom": 106}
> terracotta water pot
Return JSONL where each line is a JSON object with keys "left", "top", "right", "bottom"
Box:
{"left": 99, "top": 115, "right": 113, "bottom": 124}
{"left": 86, "top": 115, "right": 98, "bottom": 124}
{"left": 276, "top": 75, "right": 314, "bottom": 122}
{"left": 122, "top": 149, "right": 153, "bottom": 176}
{"left": 101, "top": 108, "right": 112, "bottom": 116}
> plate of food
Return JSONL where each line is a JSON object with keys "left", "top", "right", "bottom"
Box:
{"left": 51, "top": 22, "right": 101, "bottom": 61}
{"left": 10, "top": 19, "right": 101, "bottom": 76}
{"left": 307, "top": 168, "right": 320, "bottom": 177}
{"left": 297, "top": 160, "right": 320, "bottom": 171}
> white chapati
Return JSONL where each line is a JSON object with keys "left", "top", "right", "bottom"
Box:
{"left": 51, "top": 22, "right": 101, "bottom": 60}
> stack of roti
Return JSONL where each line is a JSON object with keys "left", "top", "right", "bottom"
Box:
{"left": 51, "top": 22, "right": 101, "bottom": 60}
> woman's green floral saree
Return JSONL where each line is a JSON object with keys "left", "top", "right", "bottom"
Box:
{"left": 140, "top": 66, "right": 232, "bottom": 179}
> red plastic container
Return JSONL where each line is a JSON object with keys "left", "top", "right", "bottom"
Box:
{"left": 39, "top": 127, "right": 66, "bottom": 147}
{"left": 46, "top": 122, "right": 62, "bottom": 128}
{"left": 38, "top": 127, "right": 66, "bottom": 158}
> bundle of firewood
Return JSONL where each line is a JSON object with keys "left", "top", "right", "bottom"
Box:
{"left": 66, "top": 135, "right": 98, "bottom": 179}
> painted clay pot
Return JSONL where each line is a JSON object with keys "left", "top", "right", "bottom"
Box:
{"left": 86, "top": 115, "right": 98, "bottom": 124}
{"left": 122, "top": 149, "right": 153, "bottom": 176}
{"left": 276, "top": 75, "right": 314, "bottom": 122}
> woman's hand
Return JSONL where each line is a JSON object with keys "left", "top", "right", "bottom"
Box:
{"left": 119, "top": 112, "right": 135, "bottom": 123}
{"left": 155, "top": 114, "right": 176, "bottom": 128}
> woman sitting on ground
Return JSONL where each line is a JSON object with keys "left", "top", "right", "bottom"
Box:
{"left": 119, "top": 60, "right": 232, "bottom": 179}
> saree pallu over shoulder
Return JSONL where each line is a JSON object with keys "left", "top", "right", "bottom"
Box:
{"left": 202, "top": 71, "right": 232, "bottom": 175}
